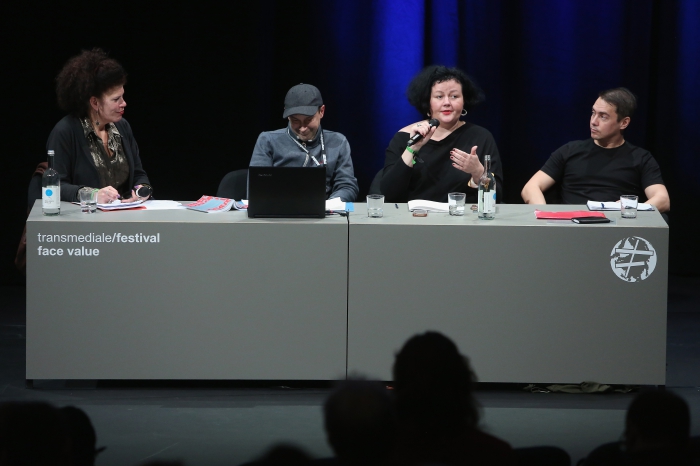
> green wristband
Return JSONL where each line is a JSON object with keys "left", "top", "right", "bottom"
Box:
{"left": 406, "top": 146, "right": 418, "bottom": 165}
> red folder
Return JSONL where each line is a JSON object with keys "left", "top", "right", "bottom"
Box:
{"left": 534, "top": 210, "right": 607, "bottom": 220}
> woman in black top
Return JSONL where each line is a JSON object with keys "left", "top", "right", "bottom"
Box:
{"left": 47, "top": 48, "right": 152, "bottom": 204}
{"left": 380, "top": 65, "right": 502, "bottom": 203}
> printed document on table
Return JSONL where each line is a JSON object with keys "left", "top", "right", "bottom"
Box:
{"left": 587, "top": 201, "right": 653, "bottom": 211}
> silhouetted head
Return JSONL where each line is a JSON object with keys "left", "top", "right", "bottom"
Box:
{"left": 58, "top": 406, "right": 105, "bottom": 466}
{"left": 0, "top": 401, "right": 67, "bottom": 466}
{"left": 393, "top": 331, "right": 479, "bottom": 434}
{"left": 138, "top": 461, "right": 185, "bottom": 466}
{"left": 250, "top": 444, "right": 311, "bottom": 466}
{"left": 624, "top": 390, "right": 690, "bottom": 452}
{"left": 324, "top": 379, "right": 395, "bottom": 465}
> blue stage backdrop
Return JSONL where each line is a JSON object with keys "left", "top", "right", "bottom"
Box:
{"left": 1, "top": 0, "right": 699, "bottom": 284}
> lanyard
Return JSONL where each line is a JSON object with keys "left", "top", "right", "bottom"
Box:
{"left": 287, "top": 128, "right": 327, "bottom": 166}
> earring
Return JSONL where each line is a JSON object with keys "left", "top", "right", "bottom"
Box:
{"left": 461, "top": 109, "right": 467, "bottom": 116}
{"left": 94, "top": 109, "right": 100, "bottom": 127}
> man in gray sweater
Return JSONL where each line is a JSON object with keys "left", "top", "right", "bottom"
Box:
{"left": 249, "top": 84, "right": 359, "bottom": 202}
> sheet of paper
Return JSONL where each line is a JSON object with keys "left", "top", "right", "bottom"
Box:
{"left": 326, "top": 197, "right": 346, "bottom": 211}
{"left": 142, "top": 200, "right": 184, "bottom": 210}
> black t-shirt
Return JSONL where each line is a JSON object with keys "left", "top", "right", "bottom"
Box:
{"left": 380, "top": 123, "right": 503, "bottom": 203}
{"left": 540, "top": 139, "right": 664, "bottom": 204}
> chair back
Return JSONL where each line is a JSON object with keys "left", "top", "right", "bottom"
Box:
{"left": 217, "top": 169, "right": 248, "bottom": 200}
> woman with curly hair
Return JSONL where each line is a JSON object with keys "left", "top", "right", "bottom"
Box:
{"left": 380, "top": 65, "right": 503, "bottom": 203}
{"left": 47, "top": 48, "right": 152, "bottom": 204}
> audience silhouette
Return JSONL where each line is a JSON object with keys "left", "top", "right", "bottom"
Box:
{"left": 320, "top": 379, "right": 395, "bottom": 465}
{"left": 58, "top": 406, "right": 105, "bottom": 466}
{"left": 581, "top": 390, "right": 698, "bottom": 465}
{"left": 0, "top": 401, "right": 67, "bottom": 466}
{"left": 4, "top": 334, "right": 698, "bottom": 466}
{"left": 390, "top": 331, "right": 517, "bottom": 465}
{"left": 241, "top": 443, "right": 312, "bottom": 466}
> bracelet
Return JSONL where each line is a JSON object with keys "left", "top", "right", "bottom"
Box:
{"left": 406, "top": 146, "right": 419, "bottom": 165}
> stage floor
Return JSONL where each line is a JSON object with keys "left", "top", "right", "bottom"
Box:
{"left": 1, "top": 275, "right": 699, "bottom": 465}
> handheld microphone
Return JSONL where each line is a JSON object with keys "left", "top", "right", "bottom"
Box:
{"left": 406, "top": 118, "right": 440, "bottom": 147}
{"left": 135, "top": 185, "right": 152, "bottom": 199}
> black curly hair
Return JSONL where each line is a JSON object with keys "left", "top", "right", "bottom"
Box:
{"left": 55, "top": 48, "right": 127, "bottom": 118}
{"left": 406, "top": 65, "right": 484, "bottom": 118}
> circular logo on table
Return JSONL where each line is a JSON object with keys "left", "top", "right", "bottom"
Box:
{"left": 610, "top": 237, "right": 656, "bottom": 282}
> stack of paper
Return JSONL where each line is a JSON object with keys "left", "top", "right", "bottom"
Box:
{"left": 407, "top": 200, "right": 450, "bottom": 213}
{"left": 587, "top": 201, "right": 654, "bottom": 211}
{"left": 97, "top": 199, "right": 146, "bottom": 211}
{"left": 325, "top": 197, "right": 354, "bottom": 212}
{"left": 326, "top": 197, "right": 346, "bottom": 211}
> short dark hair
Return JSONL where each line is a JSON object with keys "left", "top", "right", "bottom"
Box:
{"left": 393, "top": 331, "right": 479, "bottom": 434}
{"left": 598, "top": 87, "right": 637, "bottom": 121}
{"left": 56, "top": 48, "right": 127, "bottom": 118}
{"left": 406, "top": 65, "right": 485, "bottom": 117}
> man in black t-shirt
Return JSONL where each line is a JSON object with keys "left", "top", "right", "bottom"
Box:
{"left": 521, "top": 88, "right": 670, "bottom": 212}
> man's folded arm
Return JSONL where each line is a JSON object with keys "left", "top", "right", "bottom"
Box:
{"left": 521, "top": 170, "right": 556, "bottom": 205}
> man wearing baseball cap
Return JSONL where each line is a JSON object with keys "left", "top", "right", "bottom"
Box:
{"left": 249, "top": 83, "right": 359, "bottom": 202}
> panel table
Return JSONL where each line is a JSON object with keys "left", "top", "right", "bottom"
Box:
{"left": 27, "top": 202, "right": 349, "bottom": 380}
{"left": 347, "top": 204, "right": 668, "bottom": 384}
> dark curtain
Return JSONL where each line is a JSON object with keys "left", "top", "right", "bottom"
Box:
{"left": 2, "top": 0, "right": 698, "bottom": 284}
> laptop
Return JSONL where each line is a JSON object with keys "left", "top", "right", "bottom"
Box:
{"left": 247, "top": 166, "right": 326, "bottom": 218}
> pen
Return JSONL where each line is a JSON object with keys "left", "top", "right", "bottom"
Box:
{"left": 395, "top": 203, "right": 399, "bottom": 209}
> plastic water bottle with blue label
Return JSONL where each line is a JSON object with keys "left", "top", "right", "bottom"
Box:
{"left": 42, "top": 150, "right": 60, "bottom": 216}
{"left": 477, "top": 154, "right": 496, "bottom": 220}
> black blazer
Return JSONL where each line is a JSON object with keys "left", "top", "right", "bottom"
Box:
{"left": 46, "top": 115, "right": 150, "bottom": 202}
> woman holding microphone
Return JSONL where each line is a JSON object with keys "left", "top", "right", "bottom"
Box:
{"left": 47, "top": 48, "right": 152, "bottom": 204}
{"left": 380, "top": 65, "right": 502, "bottom": 203}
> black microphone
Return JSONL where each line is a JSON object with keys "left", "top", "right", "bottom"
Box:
{"left": 135, "top": 185, "right": 152, "bottom": 198}
{"left": 406, "top": 118, "right": 440, "bottom": 147}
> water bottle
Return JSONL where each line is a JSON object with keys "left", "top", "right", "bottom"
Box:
{"left": 42, "top": 150, "right": 60, "bottom": 216}
{"left": 477, "top": 154, "right": 496, "bottom": 220}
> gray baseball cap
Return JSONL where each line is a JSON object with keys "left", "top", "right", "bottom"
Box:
{"left": 283, "top": 84, "right": 323, "bottom": 118}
